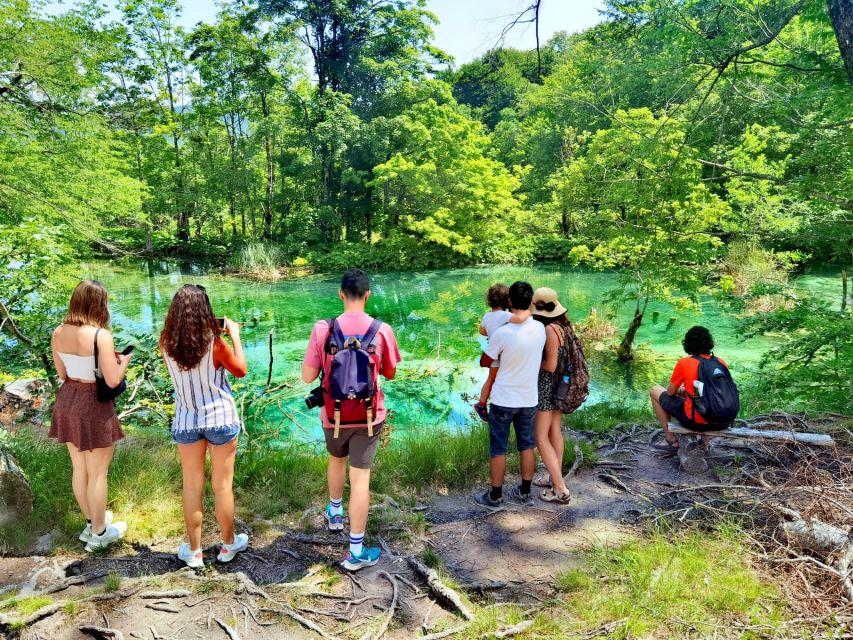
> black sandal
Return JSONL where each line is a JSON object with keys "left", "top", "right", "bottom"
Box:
{"left": 651, "top": 439, "right": 680, "bottom": 455}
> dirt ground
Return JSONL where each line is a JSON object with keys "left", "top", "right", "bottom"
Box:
{"left": 0, "top": 428, "right": 723, "bottom": 639}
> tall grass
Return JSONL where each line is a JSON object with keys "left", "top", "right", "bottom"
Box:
{"left": 230, "top": 242, "right": 287, "bottom": 280}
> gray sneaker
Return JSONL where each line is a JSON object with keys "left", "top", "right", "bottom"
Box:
{"left": 79, "top": 510, "right": 113, "bottom": 543}
{"left": 84, "top": 522, "right": 127, "bottom": 552}
{"left": 509, "top": 486, "right": 535, "bottom": 507}
{"left": 473, "top": 490, "right": 504, "bottom": 511}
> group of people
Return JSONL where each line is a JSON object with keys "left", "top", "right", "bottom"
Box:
{"left": 48, "top": 268, "right": 730, "bottom": 572}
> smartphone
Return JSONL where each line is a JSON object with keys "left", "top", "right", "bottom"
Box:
{"left": 217, "top": 317, "right": 227, "bottom": 329}
{"left": 121, "top": 345, "right": 135, "bottom": 356}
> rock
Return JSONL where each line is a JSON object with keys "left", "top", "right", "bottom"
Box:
{"left": 2, "top": 379, "right": 42, "bottom": 402}
{"left": 407, "top": 311, "right": 423, "bottom": 322}
{"left": 32, "top": 532, "right": 54, "bottom": 556}
{"left": 0, "top": 449, "right": 33, "bottom": 525}
{"left": 676, "top": 436, "right": 709, "bottom": 474}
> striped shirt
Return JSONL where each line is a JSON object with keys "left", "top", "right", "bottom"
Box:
{"left": 163, "top": 339, "right": 241, "bottom": 432}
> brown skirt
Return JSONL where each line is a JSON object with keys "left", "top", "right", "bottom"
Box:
{"left": 49, "top": 379, "right": 125, "bottom": 452}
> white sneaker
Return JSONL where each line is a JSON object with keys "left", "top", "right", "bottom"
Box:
{"left": 177, "top": 543, "right": 204, "bottom": 569}
{"left": 217, "top": 533, "right": 249, "bottom": 563}
{"left": 84, "top": 521, "right": 127, "bottom": 552}
{"left": 79, "top": 511, "right": 113, "bottom": 543}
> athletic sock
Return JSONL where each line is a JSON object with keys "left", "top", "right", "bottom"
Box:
{"left": 95, "top": 528, "right": 107, "bottom": 537}
{"left": 329, "top": 496, "right": 343, "bottom": 517}
{"left": 86, "top": 519, "right": 91, "bottom": 525}
{"left": 349, "top": 532, "right": 364, "bottom": 557}
{"left": 489, "top": 485, "right": 503, "bottom": 501}
{"left": 520, "top": 479, "right": 532, "bottom": 496}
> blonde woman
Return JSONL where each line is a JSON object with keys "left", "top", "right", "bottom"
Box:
{"left": 50, "top": 280, "right": 131, "bottom": 550}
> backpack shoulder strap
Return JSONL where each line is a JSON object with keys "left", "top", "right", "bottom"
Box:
{"left": 361, "top": 319, "right": 382, "bottom": 347}
{"left": 326, "top": 319, "right": 343, "bottom": 352}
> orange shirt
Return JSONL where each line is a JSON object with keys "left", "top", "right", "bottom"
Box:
{"left": 670, "top": 354, "right": 728, "bottom": 424}
{"left": 213, "top": 336, "right": 247, "bottom": 378}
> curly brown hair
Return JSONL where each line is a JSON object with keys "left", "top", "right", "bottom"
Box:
{"left": 486, "top": 283, "right": 510, "bottom": 310}
{"left": 159, "top": 284, "right": 221, "bottom": 370}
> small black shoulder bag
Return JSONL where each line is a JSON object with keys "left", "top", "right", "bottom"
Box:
{"left": 93, "top": 328, "right": 127, "bottom": 402}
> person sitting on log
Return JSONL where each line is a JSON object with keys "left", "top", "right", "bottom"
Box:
{"left": 650, "top": 325, "right": 734, "bottom": 455}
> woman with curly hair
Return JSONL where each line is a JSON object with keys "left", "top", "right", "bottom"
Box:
{"left": 650, "top": 325, "right": 728, "bottom": 454}
{"left": 50, "top": 280, "right": 131, "bottom": 551}
{"left": 160, "top": 284, "right": 248, "bottom": 568}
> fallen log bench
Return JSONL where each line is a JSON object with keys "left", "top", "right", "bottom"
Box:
{"left": 668, "top": 422, "right": 835, "bottom": 473}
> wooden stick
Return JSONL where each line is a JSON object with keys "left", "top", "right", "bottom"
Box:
{"left": 80, "top": 626, "right": 125, "bottom": 640}
{"left": 266, "top": 330, "right": 274, "bottom": 388}
{"left": 139, "top": 589, "right": 191, "bottom": 599}
{"left": 407, "top": 556, "right": 474, "bottom": 621}
{"left": 421, "top": 625, "right": 471, "bottom": 640}
{"left": 373, "top": 572, "right": 399, "bottom": 640}
{"left": 260, "top": 607, "right": 338, "bottom": 639}
{"left": 214, "top": 617, "right": 241, "bottom": 640}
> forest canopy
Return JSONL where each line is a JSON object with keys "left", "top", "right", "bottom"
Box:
{"left": 0, "top": 0, "right": 851, "bottom": 407}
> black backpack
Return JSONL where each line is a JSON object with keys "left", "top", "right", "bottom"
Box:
{"left": 689, "top": 355, "right": 740, "bottom": 426}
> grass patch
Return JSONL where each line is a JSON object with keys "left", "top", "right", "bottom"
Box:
{"left": 104, "top": 572, "right": 122, "bottom": 592}
{"left": 0, "top": 430, "right": 184, "bottom": 551}
{"left": 0, "top": 595, "right": 52, "bottom": 617}
{"left": 373, "top": 423, "right": 489, "bottom": 492}
{"left": 553, "top": 532, "right": 788, "bottom": 637}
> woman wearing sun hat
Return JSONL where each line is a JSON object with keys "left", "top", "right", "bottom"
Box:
{"left": 531, "top": 287, "right": 573, "bottom": 504}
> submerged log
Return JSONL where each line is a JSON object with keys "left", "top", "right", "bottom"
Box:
{"left": 0, "top": 448, "right": 33, "bottom": 525}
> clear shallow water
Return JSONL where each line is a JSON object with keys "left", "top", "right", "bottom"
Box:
{"left": 82, "top": 261, "right": 840, "bottom": 438}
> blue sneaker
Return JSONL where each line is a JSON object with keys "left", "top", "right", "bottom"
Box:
{"left": 341, "top": 546, "right": 381, "bottom": 572}
{"left": 324, "top": 504, "right": 344, "bottom": 531}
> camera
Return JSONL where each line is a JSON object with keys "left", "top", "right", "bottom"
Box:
{"left": 305, "top": 386, "right": 324, "bottom": 410}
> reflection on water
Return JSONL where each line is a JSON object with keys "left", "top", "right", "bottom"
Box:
{"left": 82, "top": 260, "right": 838, "bottom": 439}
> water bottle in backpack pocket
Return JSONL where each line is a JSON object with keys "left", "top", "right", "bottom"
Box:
{"left": 323, "top": 318, "right": 382, "bottom": 438}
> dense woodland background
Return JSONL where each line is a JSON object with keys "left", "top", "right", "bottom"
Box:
{"left": 0, "top": 0, "right": 851, "bottom": 411}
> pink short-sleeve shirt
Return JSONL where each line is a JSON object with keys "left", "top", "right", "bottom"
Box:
{"left": 303, "top": 311, "right": 402, "bottom": 429}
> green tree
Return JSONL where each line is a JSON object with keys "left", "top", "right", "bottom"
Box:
{"left": 561, "top": 109, "right": 731, "bottom": 361}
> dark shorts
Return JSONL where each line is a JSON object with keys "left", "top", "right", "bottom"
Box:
{"left": 488, "top": 405, "right": 536, "bottom": 457}
{"left": 172, "top": 423, "right": 241, "bottom": 446}
{"left": 323, "top": 422, "right": 384, "bottom": 469}
{"left": 658, "top": 392, "right": 724, "bottom": 432}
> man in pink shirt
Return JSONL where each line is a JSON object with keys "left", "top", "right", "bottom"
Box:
{"left": 302, "top": 268, "right": 401, "bottom": 571}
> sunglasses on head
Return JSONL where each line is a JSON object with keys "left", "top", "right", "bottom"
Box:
{"left": 533, "top": 300, "right": 556, "bottom": 312}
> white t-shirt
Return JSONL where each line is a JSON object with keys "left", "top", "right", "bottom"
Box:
{"left": 481, "top": 310, "right": 512, "bottom": 338}
{"left": 485, "top": 317, "right": 546, "bottom": 408}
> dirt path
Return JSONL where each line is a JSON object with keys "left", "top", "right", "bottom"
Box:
{"left": 1, "top": 429, "right": 713, "bottom": 639}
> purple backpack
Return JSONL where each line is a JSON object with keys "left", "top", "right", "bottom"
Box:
{"left": 323, "top": 318, "right": 382, "bottom": 438}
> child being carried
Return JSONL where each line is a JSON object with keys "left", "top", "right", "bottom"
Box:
{"left": 473, "top": 283, "right": 523, "bottom": 421}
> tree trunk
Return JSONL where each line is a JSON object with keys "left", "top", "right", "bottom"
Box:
{"left": 261, "top": 91, "right": 275, "bottom": 241}
{"left": 616, "top": 301, "right": 646, "bottom": 362}
{"left": 829, "top": 0, "right": 853, "bottom": 84}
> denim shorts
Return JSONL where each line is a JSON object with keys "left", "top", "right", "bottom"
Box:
{"left": 488, "top": 404, "right": 536, "bottom": 457}
{"left": 172, "top": 423, "right": 241, "bottom": 446}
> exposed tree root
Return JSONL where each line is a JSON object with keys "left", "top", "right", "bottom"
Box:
{"left": 407, "top": 556, "right": 475, "bottom": 621}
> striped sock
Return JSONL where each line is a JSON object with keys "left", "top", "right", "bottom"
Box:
{"left": 349, "top": 531, "right": 364, "bottom": 557}
{"left": 330, "top": 496, "right": 343, "bottom": 517}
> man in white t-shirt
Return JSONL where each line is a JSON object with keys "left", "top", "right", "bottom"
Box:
{"left": 474, "top": 281, "right": 546, "bottom": 509}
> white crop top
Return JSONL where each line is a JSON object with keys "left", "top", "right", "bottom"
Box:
{"left": 59, "top": 353, "right": 96, "bottom": 382}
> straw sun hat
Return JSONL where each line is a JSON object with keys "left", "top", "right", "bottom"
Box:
{"left": 531, "top": 287, "right": 567, "bottom": 318}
